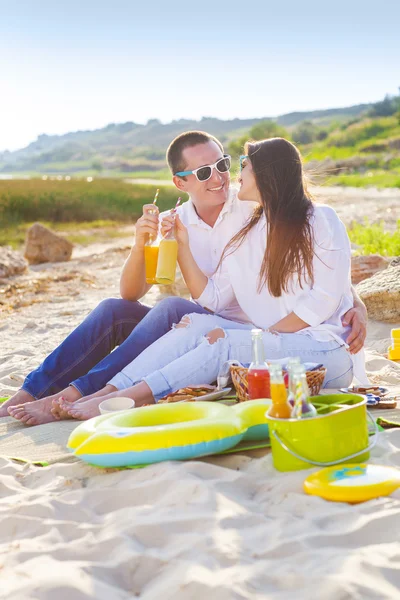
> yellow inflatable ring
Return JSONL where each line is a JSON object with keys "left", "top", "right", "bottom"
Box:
{"left": 68, "top": 399, "right": 271, "bottom": 468}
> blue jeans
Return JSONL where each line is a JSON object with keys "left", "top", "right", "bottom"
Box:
{"left": 22, "top": 297, "right": 208, "bottom": 399}
{"left": 108, "top": 313, "right": 353, "bottom": 399}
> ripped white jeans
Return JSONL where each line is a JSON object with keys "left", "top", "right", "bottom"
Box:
{"left": 108, "top": 313, "right": 353, "bottom": 400}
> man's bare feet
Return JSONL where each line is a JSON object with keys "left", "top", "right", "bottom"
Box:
{"left": 0, "top": 390, "right": 35, "bottom": 418}
{"left": 8, "top": 396, "right": 59, "bottom": 426}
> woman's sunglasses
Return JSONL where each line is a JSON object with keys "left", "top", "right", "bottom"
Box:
{"left": 174, "top": 155, "right": 231, "bottom": 182}
{"left": 240, "top": 155, "right": 249, "bottom": 171}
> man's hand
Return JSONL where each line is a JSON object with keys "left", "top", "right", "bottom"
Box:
{"left": 161, "top": 214, "right": 189, "bottom": 246}
{"left": 342, "top": 303, "right": 368, "bottom": 354}
{"left": 134, "top": 204, "right": 159, "bottom": 249}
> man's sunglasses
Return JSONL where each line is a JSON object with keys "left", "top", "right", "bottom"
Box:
{"left": 175, "top": 155, "right": 231, "bottom": 182}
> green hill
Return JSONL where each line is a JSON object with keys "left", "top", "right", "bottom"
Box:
{"left": 0, "top": 103, "right": 371, "bottom": 176}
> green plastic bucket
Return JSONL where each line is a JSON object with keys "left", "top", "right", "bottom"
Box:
{"left": 265, "top": 394, "right": 378, "bottom": 472}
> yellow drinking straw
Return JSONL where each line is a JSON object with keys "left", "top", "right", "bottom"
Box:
{"left": 153, "top": 188, "right": 160, "bottom": 205}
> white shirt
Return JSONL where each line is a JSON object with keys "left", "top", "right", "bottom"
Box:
{"left": 196, "top": 204, "right": 354, "bottom": 344}
{"left": 160, "top": 188, "right": 257, "bottom": 321}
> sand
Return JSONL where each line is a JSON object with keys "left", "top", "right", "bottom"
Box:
{"left": 1, "top": 185, "right": 400, "bottom": 598}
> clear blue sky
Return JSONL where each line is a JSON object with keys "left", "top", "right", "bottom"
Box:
{"left": 1, "top": 0, "right": 399, "bottom": 151}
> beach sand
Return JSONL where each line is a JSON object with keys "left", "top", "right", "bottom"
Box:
{"left": 1, "top": 186, "right": 400, "bottom": 598}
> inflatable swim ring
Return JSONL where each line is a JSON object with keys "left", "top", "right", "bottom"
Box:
{"left": 68, "top": 399, "right": 271, "bottom": 468}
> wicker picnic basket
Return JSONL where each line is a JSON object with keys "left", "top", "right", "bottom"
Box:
{"left": 230, "top": 365, "right": 327, "bottom": 402}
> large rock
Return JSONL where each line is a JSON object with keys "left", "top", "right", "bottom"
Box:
{"left": 351, "top": 254, "right": 390, "bottom": 284}
{"left": 0, "top": 246, "right": 28, "bottom": 278}
{"left": 24, "top": 223, "right": 73, "bottom": 264}
{"left": 357, "top": 262, "right": 400, "bottom": 322}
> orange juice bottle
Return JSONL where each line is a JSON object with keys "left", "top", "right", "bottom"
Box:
{"left": 268, "top": 364, "right": 292, "bottom": 419}
{"left": 144, "top": 203, "right": 159, "bottom": 284}
{"left": 156, "top": 225, "right": 178, "bottom": 284}
{"left": 144, "top": 242, "right": 159, "bottom": 284}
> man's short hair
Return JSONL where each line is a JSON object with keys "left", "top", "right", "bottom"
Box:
{"left": 166, "top": 131, "right": 224, "bottom": 175}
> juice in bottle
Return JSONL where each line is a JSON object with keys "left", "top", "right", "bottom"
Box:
{"left": 156, "top": 225, "right": 178, "bottom": 284}
{"left": 144, "top": 200, "right": 160, "bottom": 284}
{"left": 144, "top": 243, "right": 159, "bottom": 284}
{"left": 268, "top": 363, "right": 292, "bottom": 419}
{"left": 247, "top": 329, "right": 270, "bottom": 399}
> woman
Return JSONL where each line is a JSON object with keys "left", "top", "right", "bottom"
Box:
{"left": 57, "top": 137, "right": 364, "bottom": 420}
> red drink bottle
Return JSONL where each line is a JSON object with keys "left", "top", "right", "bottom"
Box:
{"left": 247, "top": 329, "right": 270, "bottom": 399}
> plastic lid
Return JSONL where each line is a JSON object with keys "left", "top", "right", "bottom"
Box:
{"left": 304, "top": 464, "right": 400, "bottom": 503}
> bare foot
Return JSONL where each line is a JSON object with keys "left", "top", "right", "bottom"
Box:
{"left": 66, "top": 388, "right": 125, "bottom": 420}
{"left": 8, "top": 396, "right": 59, "bottom": 426}
{"left": 66, "top": 396, "right": 107, "bottom": 420}
{"left": 53, "top": 384, "right": 116, "bottom": 419}
{"left": 50, "top": 386, "right": 83, "bottom": 420}
{"left": 0, "top": 390, "right": 35, "bottom": 418}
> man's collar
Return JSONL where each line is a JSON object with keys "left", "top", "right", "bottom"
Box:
{"left": 186, "top": 198, "right": 204, "bottom": 225}
{"left": 186, "top": 187, "right": 236, "bottom": 226}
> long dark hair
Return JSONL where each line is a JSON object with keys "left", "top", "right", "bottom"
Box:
{"left": 221, "top": 137, "right": 315, "bottom": 297}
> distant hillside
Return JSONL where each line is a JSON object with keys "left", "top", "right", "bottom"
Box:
{"left": 0, "top": 103, "right": 371, "bottom": 175}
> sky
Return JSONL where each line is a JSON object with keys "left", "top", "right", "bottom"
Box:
{"left": 1, "top": 0, "right": 399, "bottom": 152}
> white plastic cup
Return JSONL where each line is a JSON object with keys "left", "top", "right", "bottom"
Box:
{"left": 99, "top": 397, "right": 135, "bottom": 414}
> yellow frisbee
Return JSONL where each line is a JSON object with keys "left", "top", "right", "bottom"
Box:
{"left": 304, "top": 463, "right": 400, "bottom": 503}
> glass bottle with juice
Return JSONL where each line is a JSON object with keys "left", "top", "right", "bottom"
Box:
{"left": 144, "top": 193, "right": 160, "bottom": 284}
{"left": 156, "top": 216, "right": 178, "bottom": 285}
{"left": 268, "top": 363, "right": 292, "bottom": 419}
{"left": 145, "top": 239, "right": 159, "bottom": 284}
{"left": 247, "top": 329, "right": 270, "bottom": 399}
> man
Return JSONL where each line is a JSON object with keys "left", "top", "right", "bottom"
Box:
{"left": 4, "top": 131, "right": 367, "bottom": 425}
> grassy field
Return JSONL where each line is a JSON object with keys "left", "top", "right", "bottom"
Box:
{"left": 348, "top": 220, "right": 400, "bottom": 256}
{"left": 0, "top": 178, "right": 179, "bottom": 223}
{"left": 325, "top": 170, "right": 400, "bottom": 188}
{"left": 0, "top": 219, "right": 135, "bottom": 248}
{"left": 0, "top": 179, "right": 181, "bottom": 247}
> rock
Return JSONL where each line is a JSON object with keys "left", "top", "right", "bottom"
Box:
{"left": 357, "top": 263, "right": 400, "bottom": 322}
{"left": 0, "top": 246, "right": 28, "bottom": 278}
{"left": 24, "top": 223, "right": 73, "bottom": 264}
{"left": 390, "top": 256, "right": 400, "bottom": 267}
{"left": 351, "top": 254, "right": 390, "bottom": 284}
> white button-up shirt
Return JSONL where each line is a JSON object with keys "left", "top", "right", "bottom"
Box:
{"left": 196, "top": 204, "right": 354, "bottom": 343}
{"left": 161, "top": 188, "right": 257, "bottom": 322}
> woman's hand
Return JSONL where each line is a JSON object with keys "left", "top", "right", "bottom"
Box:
{"left": 135, "top": 204, "right": 159, "bottom": 249}
{"left": 161, "top": 213, "right": 189, "bottom": 246}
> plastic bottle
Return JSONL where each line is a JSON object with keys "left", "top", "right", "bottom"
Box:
{"left": 388, "top": 328, "right": 400, "bottom": 361}
{"left": 290, "top": 364, "right": 317, "bottom": 419}
{"left": 268, "top": 363, "right": 292, "bottom": 419}
{"left": 247, "top": 329, "right": 270, "bottom": 399}
{"left": 156, "top": 219, "right": 178, "bottom": 284}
